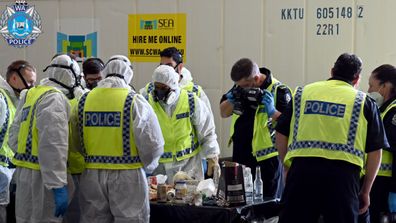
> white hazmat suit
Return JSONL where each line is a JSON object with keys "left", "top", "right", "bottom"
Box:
{"left": 69, "top": 55, "right": 164, "bottom": 223}
{"left": 8, "top": 55, "right": 80, "bottom": 223}
{"left": 150, "top": 65, "right": 220, "bottom": 182}
{"left": 0, "top": 75, "right": 19, "bottom": 220}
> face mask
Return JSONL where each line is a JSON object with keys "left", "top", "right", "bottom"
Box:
{"left": 48, "top": 78, "right": 77, "bottom": 99}
{"left": 153, "top": 89, "right": 177, "bottom": 105}
{"left": 165, "top": 91, "right": 177, "bottom": 105}
{"left": 44, "top": 60, "right": 81, "bottom": 99}
{"left": 86, "top": 81, "right": 98, "bottom": 90}
{"left": 154, "top": 89, "right": 169, "bottom": 101}
{"left": 10, "top": 85, "right": 30, "bottom": 94}
{"left": 367, "top": 91, "right": 384, "bottom": 107}
{"left": 9, "top": 65, "right": 33, "bottom": 94}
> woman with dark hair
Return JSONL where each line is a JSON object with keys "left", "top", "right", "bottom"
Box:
{"left": 367, "top": 64, "right": 396, "bottom": 222}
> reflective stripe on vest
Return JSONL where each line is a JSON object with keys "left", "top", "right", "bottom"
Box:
{"left": 192, "top": 84, "right": 199, "bottom": 94}
{"left": 378, "top": 100, "right": 396, "bottom": 177}
{"left": 0, "top": 88, "right": 16, "bottom": 167}
{"left": 288, "top": 86, "right": 365, "bottom": 161}
{"left": 380, "top": 162, "right": 392, "bottom": 172}
{"left": 253, "top": 81, "right": 282, "bottom": 160}
{"left": 14, "top": 89, "right": 58, "bottom": 167}
{"left": 154, "top": 91, "right": 200, "bottom": 162}
{"left": 0, "top": 91, "right": 10, "bottom": 165}
{"left": 229, "top": 80, "right": 283, "bottom": 147}
{"left": 145, "top": 82, "right": 155, "bottom": 100}
{"left": 161, "top": 137, "right": 200, "bottom": 160}
{"left": 67, "top": 98, "right": 85, "bottom": 174}
{"left": 78, "top": 91, "right": 141, "bottom": 165}
{"left": 183, "top": 82, "right": 201, "bottom": 97}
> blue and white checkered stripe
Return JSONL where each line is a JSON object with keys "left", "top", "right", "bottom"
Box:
{"left": 380, "top": 163, "right": 392, "bottom": 171}
{"left": 289, "top": 141, "right": 364, "bottom": 158}
{"left": 270, "top": 82, "right": 281, "bottom": 95}
{"left": 0, "top": 92, "right": 10, "bottom": 148}
{"left": 147, "top": 82, "right": 154, "bottom": 94}
{"left": 0, "top": 156, "right": 8, "bottom": 164}
{"left": 121, "top": 92, "right": 134, "bottom": 157}
{"left": 255, "top": 120, "right": 277, "bottom": 159}
{"left": 82, "top": 92, "right": 141, "bottom": 164}
{"left": 192, "top": 84, "right": 199, "bottom": 94}
{"left": 0, "top": 93, "right": 10, "bottom": 164}
{"left": 78, "top": 92, "right": 89, "bottom": 155}
{"left": 254, "top": 82, "right": 281, "bottom": 158}
{"left": 176, "top": 140, "right": 200, "bottom": 158}
{"left": 291, "top": 87, "right": 303, "bottom": 142}
{"left": 256, "top": 147, "right": 277, "bottom": 158}
{"left": 188, "top": 92, "right": 195, "bottom": 118}
{"left": 14, "top": 90, "right": 56, "bottom": 164}
{"left": 289, "top": 88, "right": 365, "bottom": 159}
{"left": 161, "top": 93, "right": 197, "bottom": 160}
{"left": 268, "top": 119, "right": 275, "bottom": 144}
{"left": 161, "top": 152, "right": 173, "bottom": 159}
{"left": 84, "top": 155, "right": 141, "bottom": 164}
{"left": 145, "top": 83, "right": 154, "bottom": 101}
{"left": 187, "top": 92, "right": 198, "bottom": 150}
{"left": 254, "top": 115, "right": 277, "bottom": 159}
{"left": 346, "top": 91, "right": 364, "bottom": 147}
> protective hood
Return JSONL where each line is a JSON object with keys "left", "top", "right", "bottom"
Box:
{"left": 179, "top": 67, "right": 193, "bottom": 87}
{"left": 102, "top": 55, "right": 133, "bottom": 84}
{"left": 152, "top": 65, "right": 180, "bottom": 90}
{"left": 0, "top": 75, "right": 19, "bottom": 105}
{"left": 43, "top": 54, "right": 81, "bottom": 88}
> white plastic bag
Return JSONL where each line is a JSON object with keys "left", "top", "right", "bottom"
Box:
{"left": 196, "top": 179, "right": 216, "bottom": 197}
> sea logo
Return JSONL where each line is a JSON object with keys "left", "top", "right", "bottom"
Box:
{"left": 139, "top": 18, "right": 175, "bottom": 30}
{"left": 140, "top": 19, "right": 157, "bottom": 30}
{"left": 0, "top": 0, "right": 42, "bottom": 48}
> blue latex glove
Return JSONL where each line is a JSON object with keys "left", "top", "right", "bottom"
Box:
{"left": 261, "top": 90, "right": 276, "bottom": 117}
{"left": 202, "top": 158, "right": 208, "bottom": 175}
{"left": 53, "top": 186, "right": 68, "bottom": 217}
{"left": 388, "top": 192, "right": 396, "bottom": 212}
{"left": 226, "top": 91, "right": 235, "bottom": 104}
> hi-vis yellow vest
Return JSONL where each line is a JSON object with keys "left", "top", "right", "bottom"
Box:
{"left": 67, "top": 98, "right": 85, "bottom": 174}
{"left": 182, "top": 82, "right": 202, "bottom": 97}
{"left": 229, "top": 77, "right": 287, "bottom": 161}
{"left": 78, "top": 88, "right": 143, "bottom": 170}
{"left": 378, "top": 99, "right": 396, "bottom": 177}
{"left": 148, "top": 89, "right": 200, "bottom": 163}
{"left": 0, "top": 89, "right": 16, "bottom": 167}
{"left": 13, "top": 86, "right": 60, "bottom": 170}
{"left": 144, "top": 81, "right": 202, "bottom": 99}
{"left": 285, "top": 80, "right": 367, "bottom": 169}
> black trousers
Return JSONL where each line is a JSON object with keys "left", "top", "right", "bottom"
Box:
{"left": 279, "top": 157, "right": 360, "bottom": 223}
{"left": 369, "top": 176, "right": 391, "bottom": 223}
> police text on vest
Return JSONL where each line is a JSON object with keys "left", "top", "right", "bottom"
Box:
{"left": 304, "top": 100, "right": 345, "bottom": 118}
{"left": 85, "top": 112, "right": 121, "bottom": 127}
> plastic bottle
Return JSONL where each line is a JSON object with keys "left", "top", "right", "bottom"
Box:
{"left": 253, "top": 166, "right": 263, "bottom": 203}
{"left": 244, "top": 167, "right": 254, "bottom": 205}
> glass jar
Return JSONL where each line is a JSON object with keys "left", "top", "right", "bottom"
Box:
{"left": 175, "top": 181, "right": 187, "bottom": 203}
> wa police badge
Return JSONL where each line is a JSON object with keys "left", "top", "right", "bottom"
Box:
{"left": 0, "top": 0, "right": 42, "bottom": 48}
